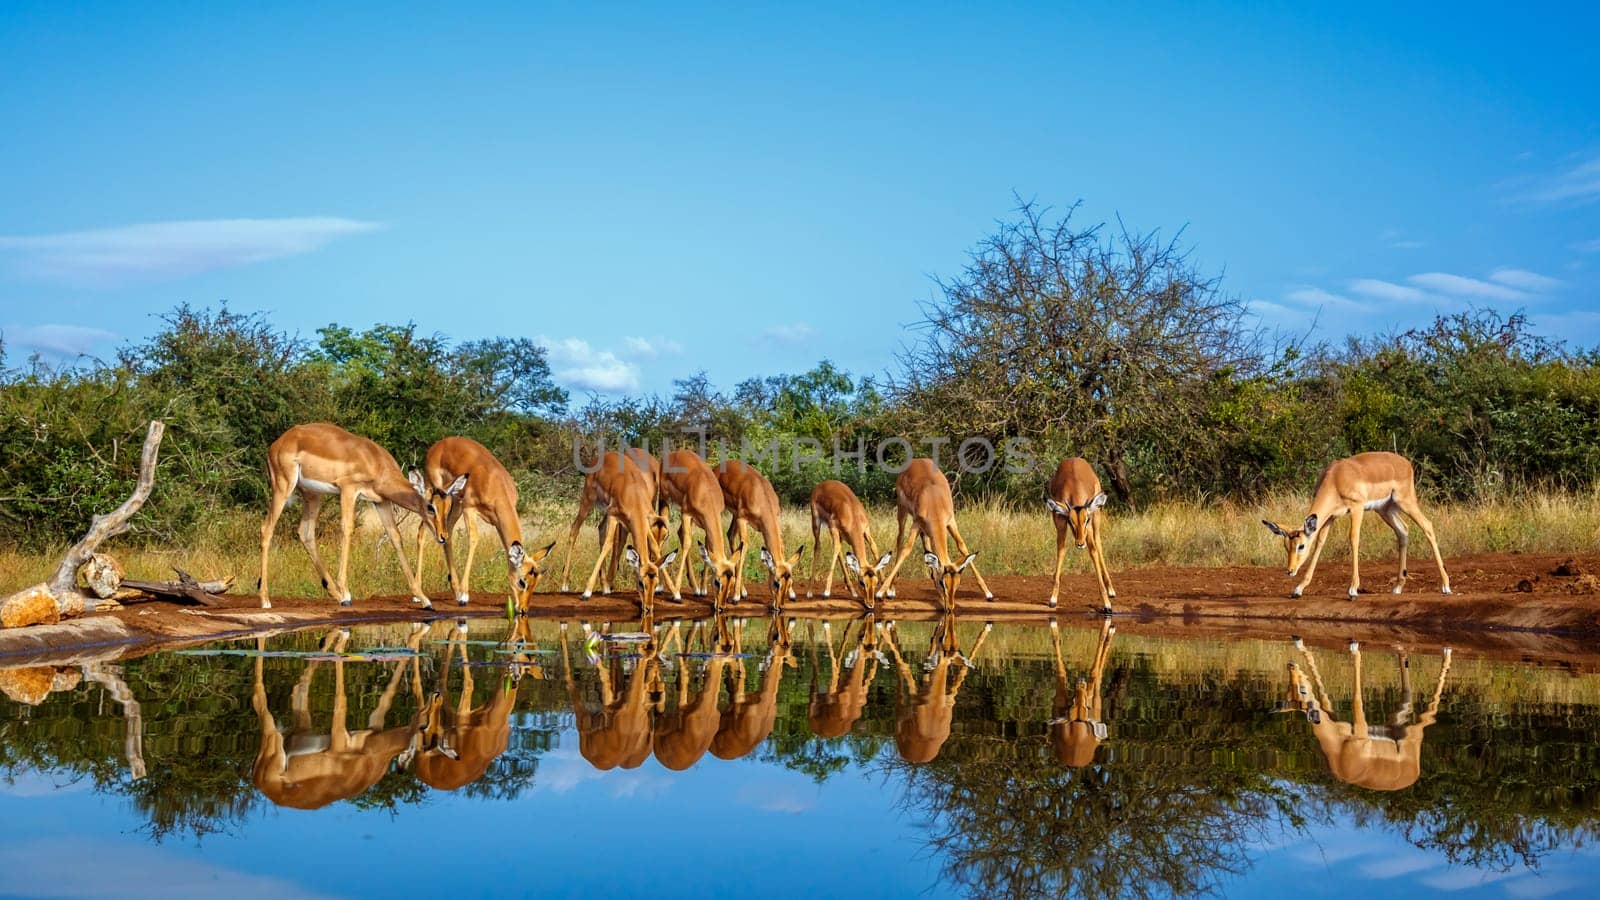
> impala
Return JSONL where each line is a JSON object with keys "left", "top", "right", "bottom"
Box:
{"left": 414, "top": 620, "right": 516, "bottom": 792}
{"left": 258, "top": 423, "right": 440, "bottom": 609}
{"left": 1049, "top": 618, "right": 1119, "bottom": 768}
{"left": 659, "top": 448, "right": 741, "bottom": 607}
{"left": 877, "top": 458, "right": 995, "bottom": 608}
{"left": 558, "top": 449, "right": 675, "bottom": 609}
{"left": 599, "top": 448, "right": 671, "bottom": 594}
{"left": 718, "top": 459, "right": 805, "bottom": 608}
{"left": 809, "top": 479, "right": 889, "bottom": 604}
{"left": 1282, "top": 638, "right": 1452, "bottom": 791}
{"left": 1262, "top": 451, "right": 1451, "bottom": 599}
{"left": 415, "top": 436, "right": 554, "bottom": 612}
{"left": 710, "top": 617, "right": 796, "bottom": 761}
{"left": 560, "top": 618, "right": 663, "bottom": 772}
{"left": 807, "top": 616, "right": 885, "bottom": 739}
{"left": 882, "top": 614, "right": 991, "bottom": 763}
{"left": 1044, "top": 457, "right": 1117, "bottom": 612}
{"left": 251, "top": 629, "right": 423, "bottom": 809}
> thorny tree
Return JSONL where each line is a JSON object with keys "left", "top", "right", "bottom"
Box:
{"left": 893, "top": 199, "right": 1260, "bottom": 505}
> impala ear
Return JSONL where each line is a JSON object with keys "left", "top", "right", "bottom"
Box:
{"left": 1089, "top": 492, "right": 1108, "bottom": 512}
{"left": 532, "top": 540, "right": 556, "bottom": 563}
{"left": 957, "top": 553, "right": 978, "bottom": 572}
{"left": 1045, "top": 498, "right": 1070, "bottom": 517}
{"left": 507, "top": 541, "right": 525, "bottom": 567}
{"left": 875, "top": 552, "right": 893, "bottom": 572}
{"left": 446, "top": 473, "right": 469, "bottom": 496}
{"left": 789, "top": 545, "right": 806, "bottom": 566}
{"left": 760, "top": 548, "right": 776, "bottom": 571}
{"left": 661, "top": 550, "right": 678, "bottom": 567}
{"left": 1262, "top": 520, "right": 1285, "bottom": 537}
{"left": 626, "top": 546, "right": 642, "bottom": 570}
{"left": 923, "top": 552, "right": 942, "bottom": 573}
{"left": 844, "top": 552, "right": 862, "bottom": 575}
{"left": 1303, "top": 514, "right": 1319, "bottom": 536}
{"left": 408, "top": 470, "right": 427, "bottom": 496}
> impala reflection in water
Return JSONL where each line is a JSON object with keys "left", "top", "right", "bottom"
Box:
{"left": 3, "top": 616, "right": 1598, "bottom": 899}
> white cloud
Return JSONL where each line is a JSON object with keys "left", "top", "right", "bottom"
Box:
{"left": 1407, "top": 272, "right": 1528, "bottom": 302}
{"left": 1488, "top": 268, "right": 1562, "bottom": 291}
{"left": 1, "top": 323, "right": 120, "bottom": 361}
{"left": 760, "top": 322, "right": 816, "bottom": 345}
{"left": 1574, "top": 238, "right": 1600, "bottom": 254}
{"left": 1349, "top": 279, "right": 1430, "bottom": 304}
{"left": 1285, "top": 286, "right": 1371, "bottom": 313}
{"left": 621, "top": 335, "right": 685, "bottom": 359}
{"left": 0, "top": 838, "right": 340, "bottom": 900}
{"left": 1378, "top": 228, "right": 1426, "bottom": 249}
{"left": 0, "top": 217, "right": 382, "bottom": 286}
{"left": 538, "top": 336, "right": 639, "bottom": 394}
{"left": 1508, "top": 155, "right": 1600, "bottom": 206}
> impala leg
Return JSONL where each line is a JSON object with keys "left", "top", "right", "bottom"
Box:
{"left": 948, "top": 522, "right": 994, "bottom": 601}
{"left": 1087, "top": 518, "right": 1114, "bottom": 613}
{"left": 415, "top": 517, "right": 431, "bottom": 596}
{"left": 1048, "top": 514, "right": 1068, "bottom": 608}
{"left": 1390, "top": 648, "right": 1414, "bottom": 728}
{"left": 667, "top": 516, "right": 692, "bottom": 600}
{"left": 732, "top": 519, "right": 751, "bottom": 600}
{"left": 835, "top": 529, "right": 859, "bottom": 599}
{"left": 333, "top": 489, "right": 359, "bottom": 605}
{"left": 457, "top": 507, "right": 480, "bottom": 605}
{"left": 559, "top": 490, "right": 594, "bottom": 593}
{"left": 376, "top": 501, "right": 430, "bottom": 609}
{"left": 582, "top": 518, "right": 620, "bottom": 600}
{"left": 1397, "top": 495, "right": 1451, "bottom": 595}
{"left": 1092, "top": 515, "right": 1117, "bottom": 600}
{"left": 1346, "top": 508, "right": 1365, "bottom": 600}
{"left": 1376, "top": 501, "right": 1410, "bottom": 595}
{"left": 295, "top": 493, "right": 339, "bottom": 601}
{"left": 258, "top": 479, "right": 296, "bottom": 610}
{"left": 1291, "top": 515, "right": 1337, "bottom": 598}
{"left": 808, "top": 514, "right": 822, "bottom": 598}
{"left": 1295, "top": 640, "right": 1337, "bottom": 714}
{"left": 1420, "top": 647, "right": 1453, "bottom": 726}
{"left": 878, "top": 510, "right": 912, "bottom": 599}
{"left": 1349, "top": 642, "right": 1368, "bottom": 739}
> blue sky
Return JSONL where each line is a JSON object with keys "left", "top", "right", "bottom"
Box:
{"left": 1, "top": 2, "right": 1596, "bottom": 397}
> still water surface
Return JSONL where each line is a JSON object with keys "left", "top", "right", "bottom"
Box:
{"left": 1, "top": 614, "right": 1596, "bottom": 899}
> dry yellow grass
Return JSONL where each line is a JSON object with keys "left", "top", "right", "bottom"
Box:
{"left": 2, "top": 489, "right": 1595, "bottom": 601}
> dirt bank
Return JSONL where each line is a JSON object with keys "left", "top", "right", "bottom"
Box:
{"left": 2, "top": 551, "right": 1596, "bottom": 666}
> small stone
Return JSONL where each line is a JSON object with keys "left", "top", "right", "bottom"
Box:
{"left": 1552, "top": 559, "right": 1587, "bottom": 578}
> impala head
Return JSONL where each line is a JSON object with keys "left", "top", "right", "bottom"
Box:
{"left": 506, "top": 540, "right": 555, "bottom": 610}
{"left": 924, "top": 552, "right": 978, "bottom": 607}
{"left": 625, "top": 545, "right": 678, "bottom": 601}
{"left": 698, "top": 540, "right": 744, "bottom": 606}
{"left": 760, "top": 546, "right": 806, "bottom": 599}
{"left": 1046, "top": 493, "right": 1106, "bottom": 549}
{"left": 1278, "top": 662, "right": 1324, "bottom": 724}
{"left": 1262, "top": 515, "right": 1319, "bottom": 576}
{"left": 410, "top": 471, "right": 468, "bottom": 544}
{"left": 844, "top": 551, "right": 894, "bottom": 603}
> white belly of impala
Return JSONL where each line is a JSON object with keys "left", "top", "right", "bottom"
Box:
{"left": 295, "top": 466, "right": 339, "bottom": 495}
{"left": 1363, "top": 493, "right": 1396, "bottom": 511}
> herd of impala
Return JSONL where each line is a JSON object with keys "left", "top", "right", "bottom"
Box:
{"left": 259, "top": 422, "right": 1454, "bottom": 613}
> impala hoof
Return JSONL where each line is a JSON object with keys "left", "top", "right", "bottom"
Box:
{"left": 560, "top": 584, "right": 571, "bottom": 593}
{"left": 984, "top": 593, "right": 995, "bottom": 601}
{"left": 1392, "top": 585, "right": 1403, "bottom": 595}
{"left": 1290, "top": 588, "right": 1303, "bottom": 599}
{"left": 1293, "top": 637, "right": 1305, "bottom": 650}
{"left": 455, "top": 593, "right": 469, "bottom": 606}
{"left": 415, "top": 597, "right": 433, "bottom": 610}
{"left": 1107, "top": 590, "right": 1117, "bottom": 599}
{"left": 261, "top": 600, "right": 273, "bottom": 610}
{"left": 1100, "top": 606, "right": 1113, "bottom": 616}
{"left": 885, "top": 589, "right": 896, "bottom": 599}
{"left": 1441, "top": 586, "right": 1453, "bottom": 595}
{"left": 1047, "top": 595, "right": 1059, "bottom": 607}
{"left": 1347, "top": 588, "right": 1359, "bottom": 600}
{"left": 580, "top": 591, "right": 592, "bottom": 601}
{"left": 1348, "top": 641, "right": 1360, "bottom": 652}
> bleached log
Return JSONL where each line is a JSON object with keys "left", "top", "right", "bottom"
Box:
{"left": 0, "top": 420, "right": 165, "bottom": 628}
